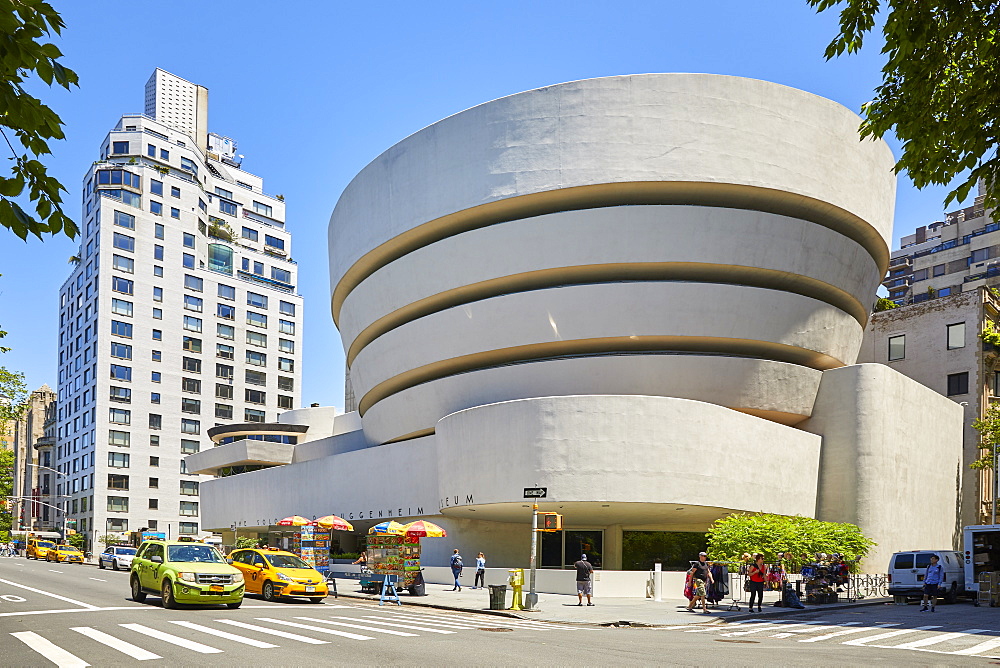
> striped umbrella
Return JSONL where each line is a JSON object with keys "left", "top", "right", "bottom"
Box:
{"left": 402, "top": 520, "right": 447, "bottom": 538}
{"left": 276, "top": 515, "right": 314, "bottom": 527}
{"left": 314, "top": 515, "right": 354, "bottom": 531}
{"left": 368, "top": 521, "right": 406, "bottom": 535}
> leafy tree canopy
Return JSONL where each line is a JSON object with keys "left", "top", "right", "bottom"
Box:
{"left": 972, "top": 403, "right": 1000, "bottom": 470}
{"left": 0, "top": 0, "right": 79, "bottom": 241}
{"left": 0, "top": 449, "right": 14, "bottom": 536}
{"left": 706, "top": 513, "right": 875, "bottom": 570}
{"left": 809, "top": 1, "right": 999, "bottom": 209}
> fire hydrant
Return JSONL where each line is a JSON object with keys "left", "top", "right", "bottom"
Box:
{"left": 507, "top": 568, "right": 525, "bottom": 610}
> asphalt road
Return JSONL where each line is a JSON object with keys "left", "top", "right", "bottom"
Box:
{"left": 0, "top": 556, "right": 998, "bottom": 666}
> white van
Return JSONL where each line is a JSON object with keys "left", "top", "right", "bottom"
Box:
{"left": 963, "top": 524, "right": 1000, "bottom": 598}
{"left": 888, "top": 550, "right": 965, "bottom": 603}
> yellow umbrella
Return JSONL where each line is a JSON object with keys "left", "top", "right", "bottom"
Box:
{"left": 368, "top": 521, "right": 405, "bottom": 535}
{"left": 402, "top": 520, "right": 447, "bottom": 538}
{"left": 315, "top": 515, "right": 354, "bottom": 532}
{"left": 276, "top": 515, "right": 313, "bottom": 527}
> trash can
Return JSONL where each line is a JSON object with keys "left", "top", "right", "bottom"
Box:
{"left": 488, "top": 584, "right": 507, "bottom": 610}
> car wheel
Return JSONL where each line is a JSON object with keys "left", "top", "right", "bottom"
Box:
{"left": 227, "top": 600, "right": 243, "bottom": 609}
{"left": 112, "top": 560, "right": 119, "bottom": 571}
{"left": 162, "top": 580, "right": 178, "bottom": 610}
{"left": 131, "top": 576, "right": 147, "bottom": 602}
{"left": 262, "top": 581, "right": 276, "bottom": 602}
{"left": 98, "top": 559, "right": 105, "bottom": 570}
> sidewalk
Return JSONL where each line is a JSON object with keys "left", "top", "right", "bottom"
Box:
{"left": 334, "top": 581, "right": 890, "bottom": 626}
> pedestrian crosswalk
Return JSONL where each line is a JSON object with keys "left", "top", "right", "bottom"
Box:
{"left": 9, "top": 605, "right": 590, "bottom": 666}
{"left": 658, "top": 617, "right": 1000, "bottom": 658}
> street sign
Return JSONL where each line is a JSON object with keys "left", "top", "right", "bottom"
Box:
{"left": 523, "top": 488, "right": 547, "bottom": 499}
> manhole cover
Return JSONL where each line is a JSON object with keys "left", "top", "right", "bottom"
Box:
{"left": 478, "top": 627, "right": 514, "bottom": 632}
{"left": 714, "top": 639, "right": 759, "bottom": 644}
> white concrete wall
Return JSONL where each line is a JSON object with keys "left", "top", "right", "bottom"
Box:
{"left": 802, "top": 364, "right": 965, "bottom": 571}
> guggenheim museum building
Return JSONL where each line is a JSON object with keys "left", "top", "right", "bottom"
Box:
{"left": 189, "top": 74, "right": 963, "bottom": 573}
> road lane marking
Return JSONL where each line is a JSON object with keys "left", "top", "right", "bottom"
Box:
{"left": 72, "top": 627, "right": 161, "bottom": 660}
{"left": 891, "top": 629, "right": 993, "bottom": 650}
{"left": 771, "top": 622, "right": 861, "bottom": 638}
{"left": 294, "top": 616, "right": 418, "bottom": 636}
{"left": 799, "top": 623, "right": 899, "bottom": 642}
{"left": 254, "top": 617, "right": 374, "bottom": 640}
{"left": 0, "top": 594, "right": 27, "bottom": 602}
{"left": 168, "top": 621, "right": 279, "bottom": 648}
{"left": 365, "top": 614, "right": 477, "bottom": 629}
{"left": 842, "top": 625, "right": 942, "bottom": 646}
{"left": 725, "top": 622, "right": 825, "bottom": 636}
{"left": 12, "top": 631, "right": 89, "bottom": 667}
{"left": 0, "top": 577, "right": 98, "bottom": 609}
{"left": 0, "top": 606, "right": 156, "bottom": 618}
{"left": 683, "top": 619, "right": 765, "bottom": 633}
{"left": 87, "top": 578, "right": 106, "bottom": 582}
{"left": 330, "top": 615, "right": 456, "bottom": 634}
{"left": 952, "top": 636, "right": 1000, "bottom": 656}
{"left": 49, "top": 570, "right": 63, "bottom": 573}
{"left": 119, "top": 624, "right": 223, "bottom": 654}
{"left": 215, "top": 619, "right": 329, "bottom": 644}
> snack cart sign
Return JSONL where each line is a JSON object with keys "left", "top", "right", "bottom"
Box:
{"left": 368, "top": 534, "right": 421, "bottom": 587}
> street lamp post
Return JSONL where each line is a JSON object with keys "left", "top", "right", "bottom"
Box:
{"left": 23, "top": 463, "right": 67, "bottom": 535}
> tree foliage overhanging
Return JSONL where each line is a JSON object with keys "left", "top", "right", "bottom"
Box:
{"left": 706, "top": 513, "right": 875, "bottom": 570}
{"left": 809, "top": 1, "right": 1000, "bottom": 209}
{"left": 0, "top": 0, "right": 79, "bottom": 241}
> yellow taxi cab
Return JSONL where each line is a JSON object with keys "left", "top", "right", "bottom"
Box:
{"left": 26, "top": 539, "right": 56, "bottom": 560}
{"left": 228, "top": 548, "right": 328, "bottom": 602}
{"left": 47, "top": 544, "right": 85, "bottom": 564}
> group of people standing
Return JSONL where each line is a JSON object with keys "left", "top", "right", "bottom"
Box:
{"left": 449, "top": 549, "right": 487, "bottom": 591}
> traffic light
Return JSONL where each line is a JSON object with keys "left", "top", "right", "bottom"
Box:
{"left": 539, "top": 513, "right": 562, "bottom": 531}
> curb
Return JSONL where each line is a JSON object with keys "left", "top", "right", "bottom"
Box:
{"left": 335, "top": 591, "right": 531, "bottom": 620}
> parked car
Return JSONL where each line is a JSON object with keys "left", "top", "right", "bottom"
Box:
{"left": 130, "top": 540, "right": 244, "bottom": 609}
{"left": 46, "top": 544, "right": 84, "bottom": 564}
{"left": 98, "top": 545, "right": 137, "bottom": 571}
{"left": 888, "top": 550, "right": 965, "bottom": 603}
{"left": 25, "top": 539, "right": 55, "bottom": 560}
{"left": 228, "top": 548, "right": 328, "bottom": 602}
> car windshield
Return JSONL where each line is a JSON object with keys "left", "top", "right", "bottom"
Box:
{"left": 58, "top": 546, "right": 75, "bottom": 551}
{"left": 115, "top": 547, "right": 136, "bottom": 556}
{"left": 37, "top": 541, "right": 54, "bottom": 548}
{"left": 266, "top": 554, "right": 310, "bottom": 569}
{"left": 167, "top": 545, "right": 225, "bottom": 563}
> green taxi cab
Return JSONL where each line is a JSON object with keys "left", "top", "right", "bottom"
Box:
{"left": 228, "top": 548, "right": 328, "bottom": 602}
{"left": 130, "top": 540, "right": 244, "bottom": 609}
{"left": 46, "top": 544, "right": 84, "bottom": 563}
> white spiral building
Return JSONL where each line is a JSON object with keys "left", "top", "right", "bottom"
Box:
{"left": 194, "top": 74, "right": 964, "bottom": 577}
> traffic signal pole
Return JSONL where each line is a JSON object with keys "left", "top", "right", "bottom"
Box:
{"left": 525, "top": 503, "right": 539, "bottom": 610}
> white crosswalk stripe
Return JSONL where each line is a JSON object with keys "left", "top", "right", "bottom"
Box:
{"left": 215, "top": 619, "right": 330, "bottom": 644}
{"left": 328, "top": 615, "right": 457, "bottom": 634}
{"left": 119, "top": 623, "right": 223, "bottom": 654}
{"left": 366, "top": 614, "right": 479, "bottom": 629}
{"left": 799, "top": 622, "right": 900, "bottom": 642}
{"left": 71, "top": 627, "right": 161, "bottom": 660}
{"left": 12, "top": 631, "right": 89, "bottom": 668}
{"left": 371, "top": 609, "right": 584, "bottom": 630}
{"left": 168, "top": 621, "right": 279, "bottom": 648}
{"left": 890, "top": 628, "right": 993, "bottom": 650}
{"left": 293, "top": 616, "right": 419, "bottom": 636}
{"left": 842, "top": 625, "right": 942, "bottom": 646}
{"left": 951, "top": 636, "right": 1000, "bottom": 656}
{"left": 254, "top": 617, "right": 375, "bottom": 640}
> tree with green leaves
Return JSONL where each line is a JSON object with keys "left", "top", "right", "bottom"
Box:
{"left": 0, "top": 0, "right": 79, "bottom": 241}
{"left": 0, "top": 449, "right": 14, "bottom": 537}
{"left": 972, "top": 403, "right": 1000, "bottom": 471}
{"left": 809, "top": 1, "right": 999, "bottom": 209}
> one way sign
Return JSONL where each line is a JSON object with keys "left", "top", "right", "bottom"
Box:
{"left": 523, "top": 487, "right": 547, "bottom": 498}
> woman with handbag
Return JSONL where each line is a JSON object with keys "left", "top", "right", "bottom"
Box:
{"left": 747, "top": 553, "right": 767, "bottom": 612}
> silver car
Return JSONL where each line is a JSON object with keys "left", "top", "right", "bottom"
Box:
{"left": 98, "top": 545, "right": 137, "bottom": 571}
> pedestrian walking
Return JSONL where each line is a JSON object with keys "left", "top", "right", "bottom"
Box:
{"left": 574, "top": 554, "right": 595, "bottom": 606}
{"left": 747, "top": 553, "right": 767, "bottom": 612}
{"left": 473, "top": 552, "right": 486, "bottom": 589}
{"left": 450, "top": 548, "right": 463, "bottom": 591}
{"left": 920, "top": 554, "right": 945, "bottom": 612}
{"left": 686, "top": 551, "right": 714, "bottom": 613}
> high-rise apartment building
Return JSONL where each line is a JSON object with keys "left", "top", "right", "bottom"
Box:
{"left": 55, "top": 69, "right": 302, "bottom": 548}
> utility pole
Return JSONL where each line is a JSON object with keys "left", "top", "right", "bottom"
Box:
{"left": 525, "top": 503, "right": 539, "bottom": 610}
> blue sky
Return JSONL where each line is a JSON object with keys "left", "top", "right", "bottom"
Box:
{"left": 0, "top": 0, "right": 970, "bottom": 410}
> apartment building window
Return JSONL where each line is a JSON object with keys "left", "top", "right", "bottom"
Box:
{"left": 108, "top": 496, "right": 129, "bottom": 512}
{"left": 181, "top": 418, "right": 200, "bottom": 434}
{"left": 179, "top": 522, "right": 198, "bottom": 535}
{"left": 246, "top": 351, "right": 266, "bottom": 366}
{"left": 183, "top": 254, "right": 195, "bottom": 271}
{"left": 108, "top": 519, "right": 128, "bottom": 532}
{"left": 247, "top": 292, "right": 268, "bottom": 309}
{"left": 111, "top": 320, "right": 132, "bottom": 338}
{"left": 246, "top": 331, "right": 267, "bottom": 347}
{"left": 153, "top": 286, "right": 163, "bottom": 302}
{"left": 151, "top": 350, "right": 161, "bottom": 362}
{"left": 150, "top": 392, "right": 160, "bottom": 403}
{"left": 108, "top": 452, "right": 130, "bottom": 468}
{"left": 279, "top": 301, "right": 295, "bottom": 316}
{"left": 278, "top": 338, "right": 294, "bottom": 354}
{"left": 182, "top": 232, "right": 195, "bottom": 249}
{"left": 112, "top": 277, "right": 134, "bottom": 295}
{"left": 947, "top": 372, "right": 969, "bottom": 396}
{"left": 149, "top": 477, "right": 158, "bottom": 489}
{"left": 112, "top": 233, "right": 135, "bottom": 253}
{"left": 109, "top": 408, "right": 130, "bottom": 425}
{"left": 947, "top": 322, "right": 966, "bottom": 349}
{"left": 112, "top": 141, "right": 129, "bottom": 154}
{"left": 160, "top": 148, "right": 169, "bottom": 160}
{"left": 109, "top": 386, "right": 131, "bottom": 403}
{"left": 217, "top": 303, "right": 235, "bottom": 319}
{"left": 216, "top": 343, "right": 234, "bottom": 360}
{"left": 150, "top": 201, "right": 162, "bottom": 216}
{"left": 183, "top": 316, "right": 202, "bottom": 333}
{"left": 182, "top": 336, "right": 202, "bottom": 353}
{"left": 112, "top": 299, "right": 133, "bottom": 316}
{"left": 152, "top": 329, "right": 162, "bottom": 341}
{"left": 181, "top": 398, "right": 201, "bottom": 414}
{"left": 107, "top": 474, "right": 129, "bottom": 491}
{"left": 151, "top": 371, "right": 161, "bottom": 383}
{"left": 242, "top": 226, "right": 258, "bottom": 241}
{"left": 147, "top": 143, "right": 156, "bottom": 157}
{"left": 184, "top": 274, "right": 203, "bottom": 291}
{"left": 216, "top": 383, "right": 233, "bottom": 400}
{"left": 150, "top": 179, "right": 163, "bottom": 196}
{"left": 182, "top": 377, "right": 201, "bottom": 394}
{"left": 253, "top": 201, "right": 272, "bottom": 217}
{"left": 108, "top": 430, "right": 129, "bottom": 447}
{"left": 154, "top": 223, "right": 164, "bottom": 239}
{"left": 171, "top": 186, "right": 180, "bottom": 198}
{"left": 180, "top": 480, "right": 199, "bottom": 495}
{"left": 245, "top": 389, "right": 266, "bottom": 405}
{"left": 110, "top": 365, "right": 131, "bottom": 381}
{"left": 149, "top": 499, "right": 158, "bottom": 509}
{"left": 153, "top": 245, "right": 164, "bottom": 261}
{"left": 265, "top": 235, "right": 284, "bottom": 251}
{"left": 245, "top": 370, "right": 266, "bottom": 386}
{"left": 150, "top": 435, "right": 159, "bottom": 446}
{"left": 972, "top": 248, "right": 990, "bottom": 263}
{"left": 245, "top": 409, "right": 265, "bottom": 423}
{"left": 171, "top": 207, "right": 180, "bottom": 219}
{"left": 184, "top": 295, "right": 204, "bottom": 313}
{"left": 152, "top": 308, "right": 162, "bottom": 319}
{"left": 110, "top": 342, "right": 132, "bottom": 360}
{"left": 888, "top": 335, "right": 905, "bottom": 361}
{"left": 278, "top": 357, "right": 294, "bottom": 372}
{"left": 113, "top": 255, "right": 134, "bottom": 273}
{"left": 149, "top": 413, "right": 162, "bottom": 430}
{"left": 215, "top": 403, "right": 233, "bottom": 419}
{"left": 179, "top": 501, "right": 199, "bottom": 517}
{"left": 277, "top": 376, "right": 294, "bottom": 392}
{"left": 278, "top": 395, "right": 293, "bottom": 410}
{"left": 247, "top": 312, "right": 267, "bottom": 328}
{"left": 182, "top": 357, "right": 202, "bottom": 374}
{"left": 279, "top": 319, "right": 295, "bottom": 335}
{"left": 149, "top": 456, "right": 159, "bottom": 467}
{"left": 218, "top": 199, "right": 236, "bottom": 216}
{"left": 216, "top": 364, "right": 234, "bottom": 380}
{"left": 217, "top": 324, "right": 235, "bottom": 339}
{"left": 218, "top": 284, "right": 235, "bottom": 300}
